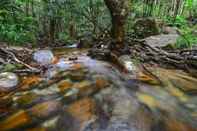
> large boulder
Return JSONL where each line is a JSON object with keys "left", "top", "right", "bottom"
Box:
{"left": 162, "top": 26, "right": 178, "bottom": 34}
{"left": 134, "top": 18, "right": 160, "bottom": 38}
{"left": 145, "top": 34, "right": 180, "bottom": 48}
{"left": 33, "top": 50, "right": 54, "bottom": 66}
{"left": 0, "top": 72, "right": 19, "bottom": 92}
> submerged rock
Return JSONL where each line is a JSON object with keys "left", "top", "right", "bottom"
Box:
{"left": 55, "top": 58, "right": 72, "bottom": 70}
{"left": 33, "top": 50, "right": 54, "bottom": 65}
{"left": 0, "top": 110, "right": 31, "bottom": 130}
{"left": 29, "top": 100, "right": 62, "bottom": 119}
{"left": 0, "top": 72, "right": 18, "bottom": 92}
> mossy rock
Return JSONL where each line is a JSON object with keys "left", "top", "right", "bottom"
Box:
{"left": 134, "top": 17, "right": 160, "bottom": 38}
{"left": 3, "top": 64, "right": 24, "bottom": 72}
{"left": 3, "top": 64, "right": 17, "bottom": 72}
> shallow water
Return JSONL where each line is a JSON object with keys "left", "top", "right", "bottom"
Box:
{"left": 0, "top": 48, "right": 197, "bottom": 131}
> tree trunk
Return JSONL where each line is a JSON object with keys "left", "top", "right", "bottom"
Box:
{"left": 104, "top": 0, "right": 129, "bottom": 49}
{"left": 49, "top": 19, "right": 56, "bottom": 45}
{"left": 25, "top": 0, "right": 29, "bottom": 17}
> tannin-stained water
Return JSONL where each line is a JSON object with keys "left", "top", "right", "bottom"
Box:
{"left": 0, "top": 48, "right": 197, "bottom": 131}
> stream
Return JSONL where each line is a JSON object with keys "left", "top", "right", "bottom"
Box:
{"left": 0, "top": 47, "right": 197, "bottom": 131}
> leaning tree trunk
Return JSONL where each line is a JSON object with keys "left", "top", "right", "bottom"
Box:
{"left": 104, "top": 0, "right": 129, "bottom": 49}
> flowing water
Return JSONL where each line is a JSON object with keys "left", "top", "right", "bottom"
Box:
{"left": 0, "top": 48, "right": 197, "bottom": 131}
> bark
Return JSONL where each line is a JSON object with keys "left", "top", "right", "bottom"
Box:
{"left": 49, "top": 19, "right": 56, "bottom": 45}
{"left": 104, "top": 0, "right": 130, "bottom": 49}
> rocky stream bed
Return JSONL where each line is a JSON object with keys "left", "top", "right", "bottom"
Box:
{"left": 0, "top": 47, "right": 197, "bottom": 131}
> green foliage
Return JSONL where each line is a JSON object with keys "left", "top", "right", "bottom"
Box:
{"left": 0, "top": 0, "right": 196, "bottom": 46}
{"left": 0, "top": 0, "right": 36, "bottom": 45}
{"left": 166, "top": 15, "right": 187, "bottom": 27}
{"left": 0, "top": 23, "right": 36, "bottom": 44}
{"left": 175, "top": 25, "right": 197, "bottom": 48}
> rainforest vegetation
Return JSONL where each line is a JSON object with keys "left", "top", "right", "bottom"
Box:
{"left": 0, "top": 0, "right": 196, "bottom": 48}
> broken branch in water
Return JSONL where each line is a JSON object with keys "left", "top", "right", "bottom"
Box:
{"left": 0, "top": 47, "right": 40, "bottom": 73}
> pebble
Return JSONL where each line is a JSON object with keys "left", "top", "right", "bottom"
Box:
{"left": 0, "top": 72, "right": 19, "bottom": 92}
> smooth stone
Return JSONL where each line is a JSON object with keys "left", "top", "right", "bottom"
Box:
{"left": 33, "top": 50, "right": 54, "bottom": 65}
{"left": 0, "top": 72, "right": 19, "bottom": 92}
{"left": 118, "top": 55, "right": 137, "bottom": 72}
{"left": 55, "top": 58, "right": 72, "bottom": 70}
{"left": 29, "top": 100, "right": 62, "bottom": 119}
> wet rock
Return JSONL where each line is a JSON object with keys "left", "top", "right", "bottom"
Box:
{"left": 29, "top": 100, "right": 62, "bottom": 119}
{"left": 118, "top": 55, "right": 137, "bottom": 73}
{"left": 0, "top": 97, "right": 12, "bottom": 108}
{"left": 68, "top": 64, "right": 87, "bottom": 81}
{"left": 0, "top": 72, "right": 19, "bottom": 92}
{"left": 164, "top": 117, "right": 197, "bottom": 131}
{"left": 95, "top": 76, "right": 110, "bottom": 89}
{"left": 66, "top": 98, "right": 96, "bottom": 123}
{"left": 58, "top": 98, "right": 96, "bottom": 131}
{"left": 26, "top": 127, "right": 47, "bottom": 131}
{"left": 55, "top": 58, "right": 72, "bottom": 70}
{"left": 44, "top": 67, "right": 59, "bottom": 79}
{"left": 137, "top": 72, "right": 161, "bottom": 85}
{"left": 58, "top": 80, "right": 73, "bottom": 92}
{"left": 20, "top": 76, "right": 42, "bottom": 90}
{"left": 0, "top": 110, "right": 31, "bottom": 130}
{"left": 149, "top": 68, "right": 197, "bottom": 94}
{"left": 73, "top": 80, "right": 94, "bottom": 97}
{"left": 69, "top": 71, "right": 86, "bottom": 81}
{"left": 33, "top": 50, "right": 54, "bottom": 65}
{"left": 15, "top": 93, "right": 40, "bottom": 108}
{"left": 33, "top": 84, "right": 60, "bottom": 95}
{"left": 0, "top": 97, "right": 13, "bottom": 118}
{"left": 92, "top": 87, "right": 148, "bottom": 131}
{"left": 134, "top": 18, "right": 160, "bottom": 38}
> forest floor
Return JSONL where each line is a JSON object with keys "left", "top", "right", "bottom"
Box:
{"left": 0, "top": 31, "right": 197, "bottom": 130}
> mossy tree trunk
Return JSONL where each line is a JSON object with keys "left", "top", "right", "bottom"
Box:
{"left": 104, "top": 0, "right": 130, "bottom": 49}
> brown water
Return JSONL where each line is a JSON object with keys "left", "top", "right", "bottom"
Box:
{"left": 0, "top": 48, "right": 197, "bottom": 131}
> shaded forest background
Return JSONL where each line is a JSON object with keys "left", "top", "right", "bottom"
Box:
{"left": 0, "top": 0, "right": 197, "bottom": 48}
